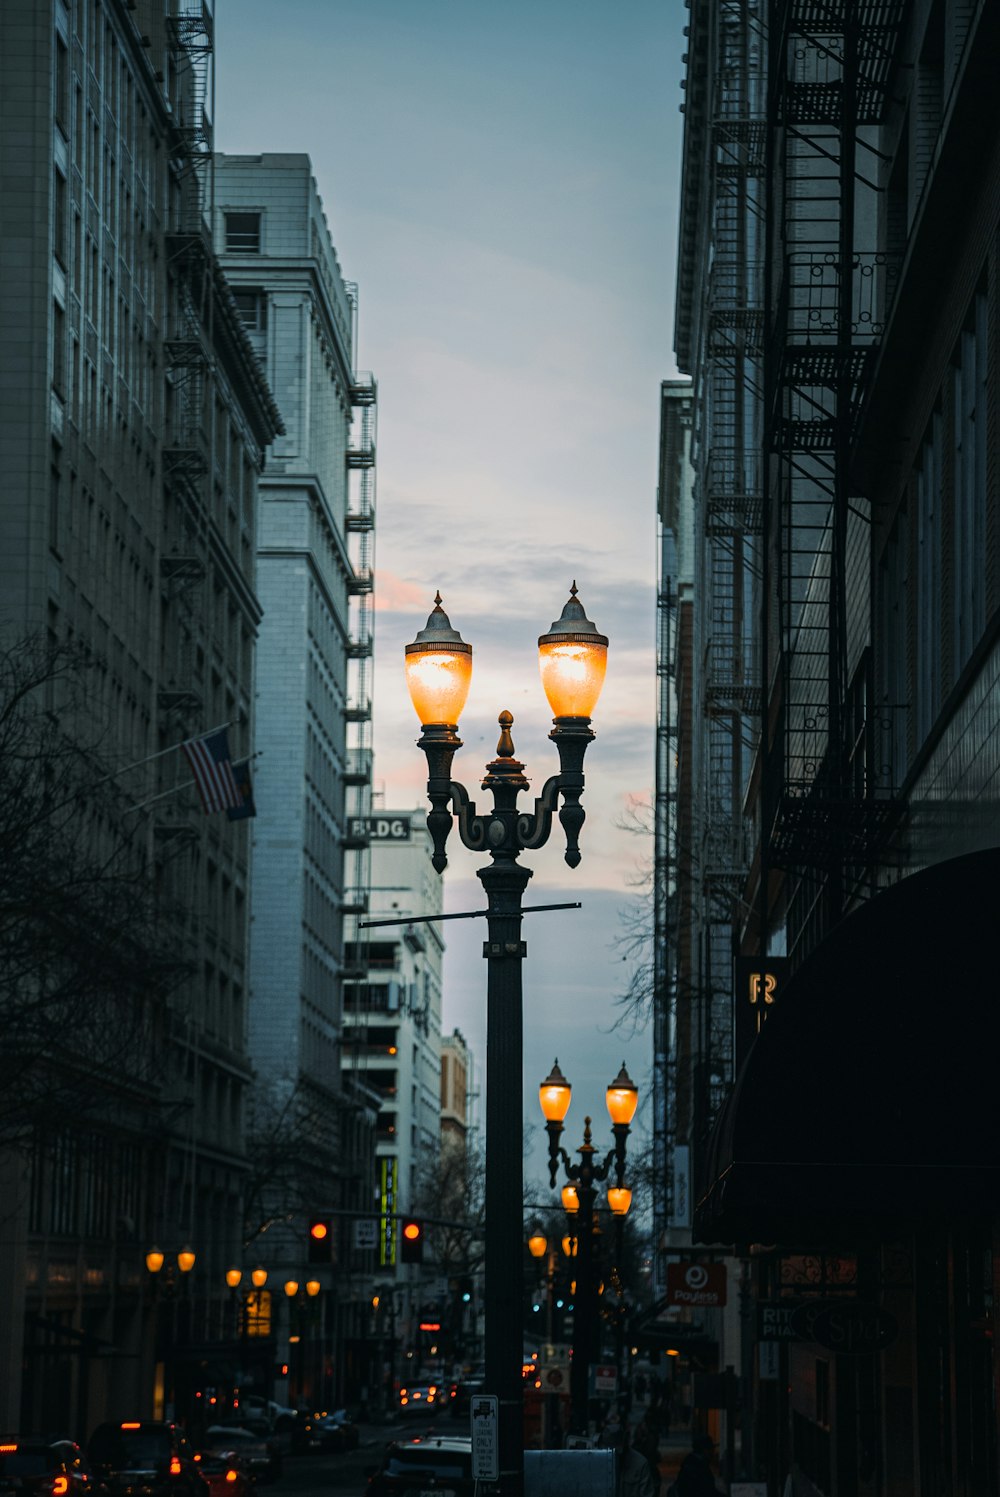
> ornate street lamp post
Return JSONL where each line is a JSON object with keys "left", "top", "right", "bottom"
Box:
{"left": 539, "top": 1059, "right": 638, "bottom": 1434}
{"left": 405, "top": 584, "right": 609, "bottom": 1497}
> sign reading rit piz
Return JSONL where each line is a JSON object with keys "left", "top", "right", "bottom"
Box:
{"left": 666, "top": 1262, "right": 728, "bottom": 1308}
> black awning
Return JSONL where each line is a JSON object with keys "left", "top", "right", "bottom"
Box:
{"left": 695, "top": 848, "right": 1000, "bottom": 1244}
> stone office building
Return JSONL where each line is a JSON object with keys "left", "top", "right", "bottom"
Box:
{"left": 0, "top": 0, "right": 281, "bottom": 1431}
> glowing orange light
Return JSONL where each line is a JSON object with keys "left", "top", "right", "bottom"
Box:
{"left": 310, "top": 1221, "right": 329, "bottom": 1241}
{"left": 169, "top": 1458, "right": 181, "bottom": 1475}
{"left": 121, "top": 1425, "right": 141, "bottom": 1431}
{"left": 403, "top": 1222, "right": 421, "bottom": 1241}
{"left": 54, "top": 1480, "right": 69, "bottom": 1495}
{"left": 225, "top": 1473, "right": 238, "bottom": 1484}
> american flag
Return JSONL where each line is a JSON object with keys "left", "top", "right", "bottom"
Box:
{"left": 181, "top": 728, "right": 242, "bottom": 814}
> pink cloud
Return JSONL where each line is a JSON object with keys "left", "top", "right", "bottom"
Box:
{"left": 374, "top": 571, "right": 430, "bottom": 612}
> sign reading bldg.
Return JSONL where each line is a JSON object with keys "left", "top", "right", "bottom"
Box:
{"left": 352, "top": 815, "right": 412, "bottom": 841}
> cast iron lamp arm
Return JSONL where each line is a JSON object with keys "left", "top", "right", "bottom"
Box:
{"left": 515, "top": 773, "right": 562, "bottom": 854}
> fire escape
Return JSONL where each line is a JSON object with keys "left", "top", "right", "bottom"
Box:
{"left": 342, "top": 287, "right": 377, "bottom": 980}
{"left": 761, "top": 0, "right": 906, "bottom": 949}
{"left": 159, "top": 1, "right": 215, "bottom": 728}
{"left": 697, "top": 0, "right": 766, "bottom": 1137}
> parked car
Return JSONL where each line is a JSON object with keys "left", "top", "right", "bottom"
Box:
{"left": 448, "top": 1376, "right": 485, "bottom": 1417}
{"left": 200, "top": 1430, "right": 279, "bottom": 1485}
{"left": 49, "top": 1442, "right": 107, "bottom": 1497}
{"left": 308, "top": 1412, "right": 359, "bottom": 1454}
{"left": 364, "top": 1436, "right": 473, "bottom": 1497}
{"left": 0, "top": 1440, "right": 71, "bottom": 1497}
{"left": 190, "top": 1453, "right": 250, "bottom": 1497}
{"left": 86, "top": 1423, "right": 207, "bottom": 1497}
{"left": 230, "top": 1401, "right": 295, "bottom": 1438}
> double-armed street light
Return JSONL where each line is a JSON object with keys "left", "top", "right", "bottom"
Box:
{"left": 405, "top": 584, "right": 609, "bottom": 1497}
{"left": 539, "top": 1059, "right": 638, "bottom": 1434}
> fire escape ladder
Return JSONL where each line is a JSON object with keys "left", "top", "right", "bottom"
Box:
{"left": 342, "top": 289, "right": 377, "bottom": 940}
{"left": 159, "top": 2, "right": 217, "bottom": 731}
{"left": 764, "top": 2, "right": 907, "bottom": 892}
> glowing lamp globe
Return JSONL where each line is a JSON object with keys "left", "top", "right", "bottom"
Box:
{"left": 251, "top": 1267, "right": 268, "bottom": 1289}
{"left": 177, "top": 1248, "right": 196, "bottom": 1274}
{"left": 284, "top": 1279, "right": 299, "bottom": 1298}
{"left": 608, "top": 1185, "right": 633, "bottom": 1216}
{"left": 145, "top": 1248, "right": 164, "bottom": 1275}
{"left": 561, "top": 1184, "right": 580, "bottom": 1215}
{"left": 404, "top": 593, "right": 473, "bottom": 726}
{"left": 562, "top": 1235, "right": 578, "bottom": 1258}
{"left": 305, "top": 1279, "right": 321, "bottom": 1298}
{"left": 539, "top": 1060, "right": 572, "bottom": 1124}
{"left": 527, "top": 1231, "right": 548, "bottom": 1259}
{"left": 537, "top": 583, "right": 608, "bottom": 720}
{"left": 606, "top": 1063, "right": 639, "bottom": 1127}
{"left": 225, "top": 1268, "right": 243, "bottom": 1289}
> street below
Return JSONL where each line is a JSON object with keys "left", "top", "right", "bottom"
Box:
{"left": 278, "top": 1414, "right": 450, "bottom": 1496}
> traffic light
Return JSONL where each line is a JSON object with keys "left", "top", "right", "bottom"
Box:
{"left": 308, "top": 1216, "right": 332, "bottom": 1264}
{"left": 400, "top": 1217, "right": 424, "bottom": 1264}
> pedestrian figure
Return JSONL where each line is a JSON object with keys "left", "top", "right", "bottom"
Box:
{"left": 601, "top": 1419, "right": 656, "bottom": 1497}
{"left": 632, "top": 1415, "right": 661, "bottom": 1474}
{"left": 669, "top": 1434, "right": 719, "bottom": 1497}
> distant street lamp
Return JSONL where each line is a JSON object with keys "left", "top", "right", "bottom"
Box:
{"left": 406, "top": 585, "right": 609, "bottom": 1497}
{"left": 539, "top": 1059, "right": 638, "bottom": 1433}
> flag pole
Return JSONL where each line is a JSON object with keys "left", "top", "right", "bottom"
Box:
{"left": 93, "top": 721, "right": 234, "bottom": 790}
{"left": 123, "top": 750, "right": 261, "bottom": 817}
{"left": 123, "top": 780, "right": 194, "bottom": 815}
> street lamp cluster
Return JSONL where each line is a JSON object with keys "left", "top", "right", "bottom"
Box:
{"left": 146, "top": 1253, "right": 321, "bottom": 1300}
{"left": 537, "top": 1058, "right": 639, "bottom": 1434}
{"left": 405, "top": 583, "right": 609, "bottom": 1497}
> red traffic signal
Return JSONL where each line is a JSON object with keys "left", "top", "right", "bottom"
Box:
{"left": 308, "top": 1217, "right": 332, "bottom": 1264}
{"left": 400, "top": 1217, "right": 424, "bottom": 1264}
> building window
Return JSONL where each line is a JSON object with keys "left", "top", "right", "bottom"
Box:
{"left": 225, "top": 211, "right": 261, "bottom": 253}
{"left": 54, "top": 33, "right": 69, "bottom": 135}
{"left": 915, "top": 411, "right": 943, "bottom": 746}
{"left": 54, "top": 168, "right": 67, "bottom": 268}
{"left": 232, "top": 289, "right": 267, "bottom": 334}
{"left": 52, "top": 300, "right": 66, "bottom": 396}
{"left": 952, "top": 288, "right": 987, "bottom": 673}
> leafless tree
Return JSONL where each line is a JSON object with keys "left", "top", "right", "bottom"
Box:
{"left": 0, "top": 636, "right": 185, "bottom": 1146}
{"left": 613, "top": 797, "right": 657, "bottom": 1030}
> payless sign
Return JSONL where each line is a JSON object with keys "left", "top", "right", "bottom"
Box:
{"left": 734, "top": 956, "right": 788, "bottom": 1064}
{"left": 666, "top": 1262, "right": 728, "bottom": 1308}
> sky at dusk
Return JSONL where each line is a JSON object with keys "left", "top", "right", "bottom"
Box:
{"left": 215, "top": 0, "right": 688, "bottom": 1184}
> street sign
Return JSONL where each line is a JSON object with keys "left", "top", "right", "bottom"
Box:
{"left": 756, "top": 1302, "right": 800, "bottom": 1341}
{"left": 353, "top": 1218, "right": 377, "bottom": 1250}
{"left": 470, "top": 1395, "right": 499, "bottom": 1482}
{"left": 590, "top": 1364, "right": 618, "bottom": 1396}
{"left": 756, "top": 1299, "right": 898, "bottom": 1353}
{"left": 666, "top": 1262, "right": 728, "bottom": 1308}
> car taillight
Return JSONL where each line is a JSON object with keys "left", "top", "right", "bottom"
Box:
{"left": 225, "top": 1473, "right": 238, "bottom": 1484}
{"left": 169, "top": 1458, "right": 181, "bottom": 1476}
